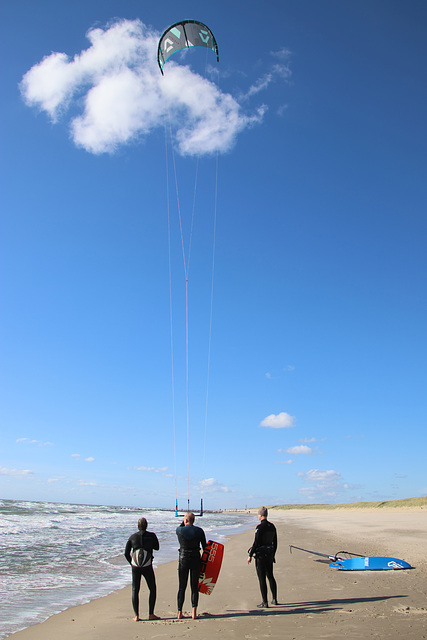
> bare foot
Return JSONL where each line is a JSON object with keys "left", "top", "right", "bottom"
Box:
{"left": 177, "top": 611, "right": 183, "bottom": 620}
{"left": 149, "top": 614, "right": 160, "bottom": 620}
{"left": 133, "top": 616, "right": 140, "bottom": 622}
{"left": 192, "top": 607, "right": 197, "bottom": 620}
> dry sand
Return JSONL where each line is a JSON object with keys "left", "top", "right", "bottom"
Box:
{"left": 8, "top": 508, "right": 427, "bottom": 639}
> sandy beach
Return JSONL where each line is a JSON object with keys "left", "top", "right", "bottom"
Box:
{"left": 8, "top": 507, "right": 427, "bottom": 639}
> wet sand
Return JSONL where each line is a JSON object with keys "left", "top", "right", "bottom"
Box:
{"left": 8, "top": 508, "right": 427, "bottom": 639}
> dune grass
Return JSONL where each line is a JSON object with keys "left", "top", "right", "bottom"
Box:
{"left": 268, "top": 496, "right": 427, "bottom": 510}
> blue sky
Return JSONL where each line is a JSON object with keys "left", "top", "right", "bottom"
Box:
{"left": 1, "top": 0, "right": 426, "bottom": 509}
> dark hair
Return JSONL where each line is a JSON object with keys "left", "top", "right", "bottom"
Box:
{"left": 138, "top": 517, "right": 147, "bottom": 531}
{"left": 258, "top": 506, "right": 268, "bottom": 518}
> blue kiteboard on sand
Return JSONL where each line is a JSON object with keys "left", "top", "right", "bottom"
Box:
{"left": 329, "top": 556, "right": 411, "bottom": 570}
{"left": 290, "top": 545, "right": 412, "bottom": 571}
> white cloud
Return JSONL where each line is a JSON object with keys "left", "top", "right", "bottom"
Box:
{"left": 246, "top": 74, "right": 274, "bottom": 98}
{"left": 275, "top": 459, "right": 294, "bottom": 465}
{"left": 271, "top": 47, "right": 293, "bottom": 62}
{"left": 20, "top": 19, "right": 268, "bottom": 156}
{"left": 0, "top": 466, "right": 34, "bottom": 477}
{"left": 297, "top": 469, "right": 349, "bottom": 501}
{"left": 71, "top": 454, "right": 95, "bottom": 462}
{"left": 198, "top": 477, "right": 230, "bottom": 493}
{"left": 245, "top": 49, "right": 292, "bottom": 99}
{"left": 134, "top": 465, "right": 169, "bottom": 475}
{"left": 299, "top": 469, "right": 341, "bottom": 483}
{"left": 260, "top": 412, "right": 295, "bottom": 428}
{"left": 284, "top": 445, "right": 314, "bottom": 455}
{"left": 16, "top": 438, "right": 53, "bottom": 446}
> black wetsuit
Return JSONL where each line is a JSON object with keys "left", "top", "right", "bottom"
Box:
{"left": 248, "top": 519, "right": 278, "bottom": 604}
{"left": 176, "top": 523, "right": 207, "bottom": 610}
{"left": 124, "top": 530, "right": 159, "bottom": 617}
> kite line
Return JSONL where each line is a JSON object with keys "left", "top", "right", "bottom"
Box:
{"left": 160, "top": 20, "right": 219, "bottom": 514}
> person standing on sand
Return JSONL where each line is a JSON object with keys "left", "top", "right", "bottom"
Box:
{"left": 247, "top": 506, "right": 278, "bottom": 608}
{"left": 124, "top": 517, "right": 160, "bottom": 621}
{"left": 176, "top": 511, "right": 207, "bottom": 620}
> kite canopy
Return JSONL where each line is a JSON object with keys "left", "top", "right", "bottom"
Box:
{"left": 157, "top": 20, "right": 219, "bottom": 74}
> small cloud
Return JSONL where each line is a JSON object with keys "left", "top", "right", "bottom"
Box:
{"left": 283, "top": 364, "right": 295, "bottom": 372}
{"left": 265, "top": 372, "right": 272, "bottom": 379}
{"left": 284, "top": 445, "right": 314, "bottom": 455}
{"left": 71, "top": 454, "right": 94, "bottom": 462}
{"left": 0, "top": 466, "right": 34, "bottom": 477}
{"left": 296, "top": 469, "right": 352, "bottom": 502}
{"left": 298, "top": 469, "right": 341, "bottom": 483}
{"left": 275, "top": 460, "right": 294, "bottom": 465}
{"left": 198, "top": 477, "right": 230, "bottom": 493}
{"left": 260, "top": 412, "right": 295, "bottom": 429}
{"left": 245, "top": 49, "right": 292, "bottom": 100}
{"left": 16, "top": 438, "right": 53, "bottom": 446}
{"left": 48, "top": 476, "right": 66, "bottom": 483}
{"left": 271, "top": 47, "right": 293, "bottom": 61}
{"left": 134, "top": 465, "right": 169, "bottom": 475}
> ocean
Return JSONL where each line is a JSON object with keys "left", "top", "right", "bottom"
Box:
{"left": 0, "top": 499, "right": 253, "bottom": 639}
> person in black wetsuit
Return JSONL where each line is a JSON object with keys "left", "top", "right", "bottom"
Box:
{"left": 247, "top": 506, "right": 278, "bottom": 608}
{"left": 124, "top": 517, "right": 160, "bottom": 621}
{"left": 176, "top": 511, "right": 207, "bottom": 620}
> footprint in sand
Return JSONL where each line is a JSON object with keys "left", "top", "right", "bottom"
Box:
{"left": 394, "top": 606, "right": 427, "bottom": 615}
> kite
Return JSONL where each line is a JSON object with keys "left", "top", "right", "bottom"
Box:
{"left": 157, "top": 20, "right": 219, "bottom": 74}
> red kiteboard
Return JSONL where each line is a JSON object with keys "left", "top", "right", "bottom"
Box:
{"left": 199, "top": 539, "right": 224, "bottom": 595}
